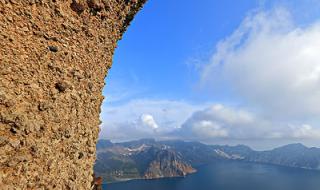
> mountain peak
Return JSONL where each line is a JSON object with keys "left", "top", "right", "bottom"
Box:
{"left": 279, "top": 143, "right": 307, "bottom": 149}
{"left": 272, "top": 143, "right": 308, "bottom": 153}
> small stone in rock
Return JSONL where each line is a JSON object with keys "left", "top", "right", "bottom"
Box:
{"left": 70, "top": 0, "right": 85, "bottom": 14}
{"left": 48, "top": 46, "right": 58, "bottom": 52}
{"left": 55, "top": 81, "right": 69, "bottom": 92}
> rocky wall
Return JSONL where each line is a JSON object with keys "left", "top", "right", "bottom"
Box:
{"left": 0, "top": 0, "right": 146, "bottom": 189}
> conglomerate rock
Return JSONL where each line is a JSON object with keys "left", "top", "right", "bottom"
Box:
{"left": 0, "top": 0, "right": 146, "bottom": 189}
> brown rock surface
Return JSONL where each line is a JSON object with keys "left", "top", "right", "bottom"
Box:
{"left": 0, "top": 0, "right": 146, "bottom": 189}
{"left": 143, "top": 149, "right": 196, "bottom": 179}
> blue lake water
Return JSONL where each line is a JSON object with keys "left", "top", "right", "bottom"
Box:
{"left": 103, "top": 160, "right": 320, "bottom": 190}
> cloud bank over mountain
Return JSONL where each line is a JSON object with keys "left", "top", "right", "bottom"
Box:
{"left": 179, "top": 105, "right": 320, "bottom": 141}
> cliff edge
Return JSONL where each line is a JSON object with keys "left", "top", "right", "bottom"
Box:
{"left": 0, "top": 0, "right": 146, "bottom": 189}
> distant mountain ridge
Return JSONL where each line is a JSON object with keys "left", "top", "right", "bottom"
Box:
{"left": 94, "top": 139, "right": 196, "bottom": 183}
{"left": 94, "top": 139, "right": 320, "bottom": 183}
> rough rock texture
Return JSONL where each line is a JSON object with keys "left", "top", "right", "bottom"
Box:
{"left": 143, "top": 149, "right": 196, "bottom": 179}
{"left": 0, "top": 0, "right": 146, "bottom": 189}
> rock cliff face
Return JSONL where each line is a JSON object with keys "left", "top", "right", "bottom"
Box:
{"left": 0, "top": 0, "right": 146, "bottom": 189}
{"left": 143, "top": 149, "right": 196, "bottom": 179}
{"left": 94, "top": 140, "right": 196, "bottom": 183}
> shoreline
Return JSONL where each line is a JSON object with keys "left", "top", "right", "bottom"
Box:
{"left": 103, "top": 171, "right": 197, "bottom": 184}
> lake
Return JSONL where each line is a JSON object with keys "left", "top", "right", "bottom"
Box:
{"left": 103, "top": 160, "right": 320, "bottom": 190}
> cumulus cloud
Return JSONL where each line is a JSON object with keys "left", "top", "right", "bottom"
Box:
{"left": 100, "top": 98, "right": 320, "bottom": 145}
{"left": 141, "top": 114, "right": 159, "bottom": 129}
{"left": 290, "top": 124, "right": 320, "bottom": 139}
{"left": 178, "top": 104, "right": 320, "bottom": 141}
{"left": 201, "top": 8, "right": 320, "bottom": 120}
{"left": 179, "top": 104, "right": 262, "bottom": 140}
{"left": 194, "top": 7, "right": 320, "bottom": 146}
{"left": 99, "top": 99, "right": 206, "bottom": 141}
{"left": 191, "top": 120, "right": 228, "bottom": 138}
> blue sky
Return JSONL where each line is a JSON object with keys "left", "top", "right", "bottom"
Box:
{"left": 104, "top": 0, "right": 262, "bottom": 104}
{"left": 100, "top": 0, "right": 320, "bottom": 150}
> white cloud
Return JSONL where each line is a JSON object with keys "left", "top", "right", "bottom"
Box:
{"left": 99, "top": 99, "right": 206, "bottom": 141}
{"left": 179, "top": 104, "right": 263, "bottom": 140}
{"left": 201, "top": 8, "right": 320, "bottom": 120}
{"left": 99, "top": 98, "right": 320, "bottom": 146}
{"left": 197, "top": 8, "right": 320, "bottom": 145}
{"left": 141, "top": 114, "right": 159, "bottom": 129}
{"left": 178, "top": 104, "right": 320, "bottom": 141}
{"left": 290, "top": 124, "right": 320, "bottom": 139}
{"left": 191, "top": 120, "right": 228, "bottom": 138}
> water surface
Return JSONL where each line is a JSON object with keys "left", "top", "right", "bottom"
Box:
{"left": 103, "top": 160, "right": 320, "bottom": 190}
